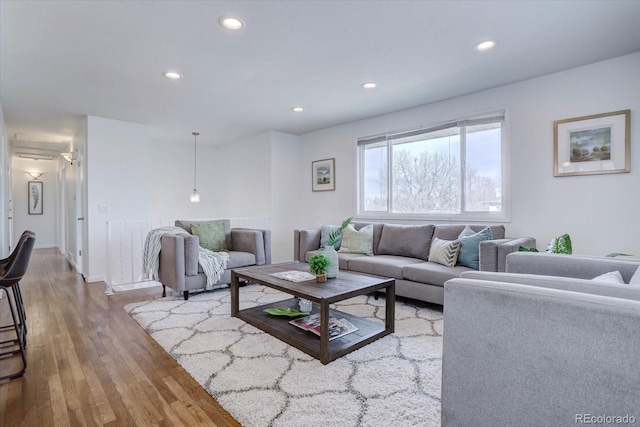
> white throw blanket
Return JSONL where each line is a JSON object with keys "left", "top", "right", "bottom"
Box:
{"left": 142, "top": 226, "right": 229, "bottom": 289}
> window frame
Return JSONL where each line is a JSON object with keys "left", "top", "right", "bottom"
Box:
{"left": 357, "top": 111, "right": 510, "bottom": 222}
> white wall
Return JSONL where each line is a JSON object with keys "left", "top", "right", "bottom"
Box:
{"left": 84, "top": 116, "right": 149, "bottom": 282}
{"left": 147, "top": 130, "right": 299, "bottom": 262}
{"left": 295, "top": 52, "right": 640, "bottom": 256}
{"left": 65, "top": 119, "right": 86, "bottom": 271}
{"left": 148, "top": 131, "right": 271, "bottom": 220}
{"left": 0, "top": 103, "right": 8, "bottom": 257}
{"left": 148, "top": 138, "right": 222, "bottom": 220}
{"left": 56, "top": 160, "right": 66, "bottom": 255}
{"left": 270, "top": 131, "right": 300, "bottom": 262}
{"left": 11, "top": 158, "right": 58, "bottom": 248}
{"left": 210, "top": 132, "right": 273, "bottom": 218}
{"left": 148, "top": 142, "right": 201, "bottom": 219}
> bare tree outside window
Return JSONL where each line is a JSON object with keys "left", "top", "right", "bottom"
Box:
{"left": 392, "top": 147, "right": 460, "bottom": 214}
{"left": 358, "top": 114, "right": 504, "bottom": 218}
{"left": 363, "top": 144, "right": 388, "bottom": 211}
{"left": 465, "top": 123, "right": 502, "bottom": 212}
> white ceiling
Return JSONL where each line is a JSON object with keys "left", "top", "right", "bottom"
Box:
{"left": 1, "top": 1, "right": 639, "bottom": 150}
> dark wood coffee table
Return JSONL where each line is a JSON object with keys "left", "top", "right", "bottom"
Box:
{"left": 231, "top": 262, "right": 395, "bottom": 364}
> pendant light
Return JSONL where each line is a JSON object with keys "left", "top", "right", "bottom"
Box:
{"left": 190, "top": 132, "right": 201, "bottom": 202}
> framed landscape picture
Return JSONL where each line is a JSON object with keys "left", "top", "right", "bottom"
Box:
{"left": 554, "top": 109, "right": 630, "bottom": 177}
{"left": 312, "top": 158, "right": 335, "bottom": 191}
{"left": 28, "top": 181, "right": 43, "bottom": 215}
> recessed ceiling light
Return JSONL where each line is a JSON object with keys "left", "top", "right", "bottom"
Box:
{"left": 291, "top": 107, "right": 304, "bottom": 113}
{"left": 361, "top": 82, "right": 378, "bottom": 89}
{"left": 220, "top": 16, "right": 245, "bottom": 30}
{"left": 163, "top": 71, "right": 183, "bottom": 80}
{"left": 474, "top": 40, "right": 497, "bottom": 52}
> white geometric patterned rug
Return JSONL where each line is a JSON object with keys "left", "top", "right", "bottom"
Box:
{"left": 124, "top": 284, "right": 443, "bottom": 426}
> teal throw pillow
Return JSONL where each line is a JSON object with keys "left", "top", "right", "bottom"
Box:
{"left": 457, "top": 226, "right": 493, "bottom": 270}
{"left": 546, "top": 234, "right": 572, "bottom": 254}
{"left": 191, "top": 221, "right": 228, "bottom": 252}
{"left": 428, "top": 237, "right": 461, "bottom": 267}
{"left": 320, "top": 225, "right": 342, "bottom": 250}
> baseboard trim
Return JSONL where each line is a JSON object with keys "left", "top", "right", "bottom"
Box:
{"left": 63, "top": 254, "right": 103, "bottom": 283}
{"left": 35, "top": 244, "right": 58, "bottom": 249}
{"left": 66, "top": 254, "right": 80, "bottom": 271}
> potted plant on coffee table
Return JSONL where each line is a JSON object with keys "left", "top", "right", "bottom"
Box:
{"left": 309, "top": 253, "right": 331, "bottom": 283}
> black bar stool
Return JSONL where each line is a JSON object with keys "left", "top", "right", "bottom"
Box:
{"left": 0, "top": 231, "right": 33, "bottom": 341}
{"left": 0, "top": 231, "right": 36, "bottom": 380}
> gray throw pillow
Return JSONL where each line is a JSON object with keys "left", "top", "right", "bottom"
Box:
{"left": 320, "top": 225, "right": 342, "bottom": 249}
{"left": 377, "top": 224, "right": 435, "bottom": 260}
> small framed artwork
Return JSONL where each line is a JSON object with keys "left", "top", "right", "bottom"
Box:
{"left": 312, "top": 158, "right": 335, "bottom": 191}
{"left": 554, "top": 109, "right": 630, "bottom": 177}
{"left": 28, "top": 181, "right": 43, "bottom": 215}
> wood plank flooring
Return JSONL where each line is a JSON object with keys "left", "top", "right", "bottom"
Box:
{"left": 0, "top": 248, "right": 240, "bottom": 426}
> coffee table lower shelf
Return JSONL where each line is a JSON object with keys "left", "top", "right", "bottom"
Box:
{"left": 237, "top": 298, "right": 390, "bottom": 364}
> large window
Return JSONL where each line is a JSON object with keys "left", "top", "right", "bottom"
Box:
{"left": 358, "top": 112, "right": 506, "bottom": 220}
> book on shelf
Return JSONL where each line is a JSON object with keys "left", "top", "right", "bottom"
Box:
{"left": 289, "top": 313, "right": 358, "bottom": 341}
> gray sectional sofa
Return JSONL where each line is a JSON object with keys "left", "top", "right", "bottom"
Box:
{"left": 442, "top": 253, "right": 640, "bottom": 425}
{"left": 294, "top": 222, "right": 535, "bottom": 305}
{"left": 158, "top": 220, "right": 271, "bottom": 299}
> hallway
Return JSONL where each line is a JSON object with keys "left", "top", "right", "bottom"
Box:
{"left": 0, "top": 248, "right": 239, "bottom": 426}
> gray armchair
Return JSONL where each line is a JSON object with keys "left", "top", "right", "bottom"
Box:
{"left": 158, "top": 220, "right": 271, "bottom": 299}
{"left": 505, "top": 251, "right": 640, "bottom": 281}
{"left": 441, "top": 253, "right": 640, "bottom": 425}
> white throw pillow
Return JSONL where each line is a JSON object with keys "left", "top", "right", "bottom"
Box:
{"left": 591, "top": 271, "right": 625, "bottom": 284}
{"left": 338, "top": 224, "right": 374, "bottom": 256}
{"left": 428, "top": 237, "right": 461, "bottom": 267}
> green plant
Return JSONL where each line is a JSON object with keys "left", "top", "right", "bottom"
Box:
{"left": 308, "top": 253, "right": 332, "bottom": 275}
{"left": 327, "top": 217, "right": 353, "bottom": 247}
{"left": 546, "top": 234, "right": 572, "bottom": 254}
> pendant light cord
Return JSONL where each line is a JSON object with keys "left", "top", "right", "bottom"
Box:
{"left": 192, "top": 132, "right": 199, "bottom": 189}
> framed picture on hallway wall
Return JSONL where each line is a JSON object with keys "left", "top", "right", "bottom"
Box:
{"left": 28, "top": 181, "right": 43, "bottom": 215}
{"left": 554, "top": 109, "right": 630, "bottom": 177}
{"left": 312, "top": 158, "right": 335, "bottom": 191}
